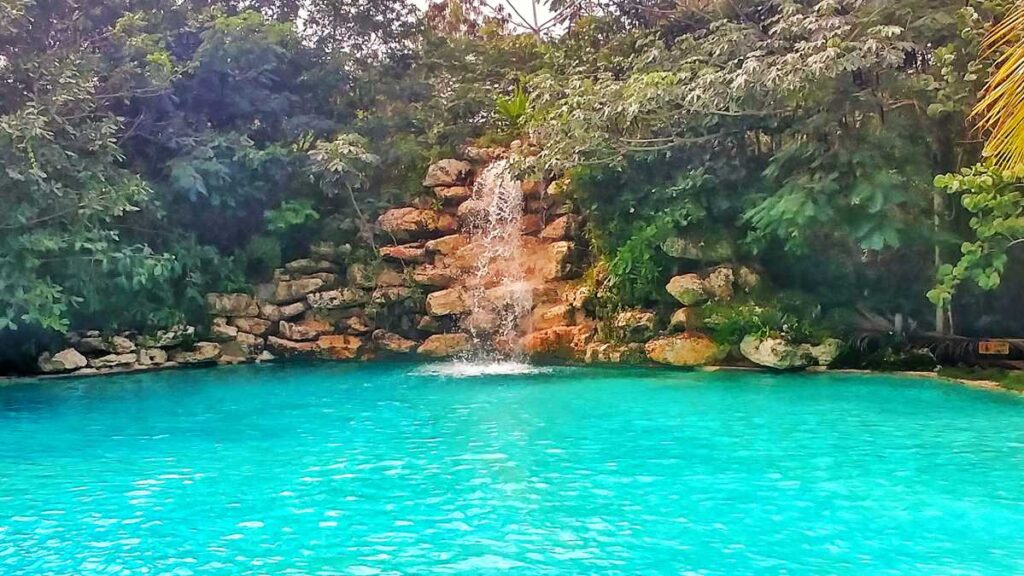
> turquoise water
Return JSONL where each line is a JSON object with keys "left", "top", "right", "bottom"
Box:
{"left": 2, "top": 363, "right": 1024, "bottom": 575}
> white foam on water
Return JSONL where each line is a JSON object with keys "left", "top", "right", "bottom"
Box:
{"left": 412, "top": 361, "right": 551, "bottom": 378}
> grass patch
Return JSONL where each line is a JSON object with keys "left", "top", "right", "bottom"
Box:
{"left": 937, "top": 367, "right": 1024, "bottom": 392}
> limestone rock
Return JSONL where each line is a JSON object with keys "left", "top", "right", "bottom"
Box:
{"left": 137, "top": 348, "right": 168, "bottom": 366}
{"left": 380, "top": 243, "right": 428, "bottom": 264}
{"left": 423, "top": 159, "right": 472, "bottom": 187}
{"left": 646, "top": 334, "right": 727, "bottom": 367}
{"left": 230, "top": 317, "right": 272, "bottom": 336}
{"left": 38, "top": 348, "right": 88, "bottom": 373}
{"left": 171, "top": 342, "right": 222, "bottom": 365}
{"left": 205, "top": 293, "right": 259, "bottom": 317}
{"left": 74, "top": 335, "right": 136, "bottom": 355}
{"left": 210, "top": 317, "right": 239, "bottom": 342}
{"left": 307, "top": 288, "right": 369, "bottom": 310}
{"left": 285, "top": 259, "right": 339, "bottom": 275}
{"left": 417, "top": 315, "right": 444, "bottom": 333}
{"left": 666, "top": 274, "right": 708, "bottom": 306}
{"left": 340, "top": 314, "right": 374, "bottom": 335}
{"left": 136, "top": 325, "right": 195, "bottom": 348}
{"left": 736, "top": 265, "right": 761, "bottom": 293}
{"left": 267, "top": 336, "right": 318, "bottom": 356}
{"left": 425, "top": 234, "right": 469, "bottom": 256}
{"left": 257, "top": 277, "right": 326, "bottom": 304}
{"left": 584, "top": 342, "right": 647, "bottom": 365}
{"left": 434, "top": 186, "right": 472, "bottom": 203}
{"left": 310, "top": 241, "right": 351, "bottom": 263}
{"left": 88, "top": 353, "right": 138, "bottom": 369}
{"left": 702, "top": 267, "right": 735, "bottom": 302}
{"left": 346, "top": 262, "right": 377, "bottom": 289}
{"left": 279, "top": 318, "right": 330, "bottom": 342}
{"left": 520, "top": 213, "right": 544, "bottom": 235}
{"left": 805, "top": 338, "right": 843, "bottom": 367}
{"left": 460, "top": 146, "right": 504, "bottom": 163}
{"left": 317, "top": 335, "right": 366, "bottom": 360}
{"left": 548, "top": 177, "right": 571, "bottom": 196}
{"left": 739, "top": 336, "right": 813, "bottom": 370}
{"left": 521, "top": 326, "right": 582, "bottom": 360}
{"left": 538, "top": 241, "right": 580, "bottom": 281}
{"left": 378, "top": 208, "right": 456, "bottom": 242}
{"left": 456, "top": 199, "right": 487, "bottom": 225}
{"left": 258, "top": 300, "right": 309, "bottom": 322}
{"left": 540, "top": 215, "right": 581, "bottom": 241}
{"left": 411, "top": 265, "right": 456, "bottom": 289}
{"left": 372, "top": 330, "right": 419, "bottom": 354}
{"left": 426, "top": 288, "right": 469, "bottom": 316}
{"left": 532, "top": 303, "right": 575, "bottom": 331}
{"left": 669, "top": 308, "right": 701, "bottom": 333}
{"left": 612, "top": 309, "right": 659, "bottom": 343}
{"left": 417, "top": 333, "right": 472, "bottom": 357}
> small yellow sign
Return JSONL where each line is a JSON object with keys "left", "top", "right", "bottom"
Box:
{"left": 979, "top": 340, "right": 1011, "bottom": 355}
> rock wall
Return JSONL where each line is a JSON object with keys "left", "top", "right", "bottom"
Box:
{"left": 35, "top": 142, "right": 841, "bottom": 377}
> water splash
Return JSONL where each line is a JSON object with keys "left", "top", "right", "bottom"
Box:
{"left": 411, "top": 361, "right": 550, "bottom": 378}
{"left": 460, "top": 159, "right": 532, "bottom": 360}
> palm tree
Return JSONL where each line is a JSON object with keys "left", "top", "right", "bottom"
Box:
{"left": 974, "top": 4, "right": 1024, "bottom": 169}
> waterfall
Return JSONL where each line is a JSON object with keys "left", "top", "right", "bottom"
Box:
{"left": 460, "top": 159, "right": 533, "bottom": 361}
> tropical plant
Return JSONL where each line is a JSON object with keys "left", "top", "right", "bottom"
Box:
{"left": 973, "top": 2, "right": 1024, "bottom": 169}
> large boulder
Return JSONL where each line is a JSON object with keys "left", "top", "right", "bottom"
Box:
{"left": 171, "top": 342, "right": 222, "bottom": 365}
{"left": 540, "top": 215, "right": 581, "bottom": 241}
{"left": 411, "top": 265, "right": 456, "bottom": 289}
{"left": 257, "top": 277, "right": 326, "bottom": 305}
{"left": 666, "top": 274, "right": 708, "bottom": 306}
{"left": 230, "top": 317, "right": 273, "bottom": 336}
{"left": 520, "top": 213, "right": 545, "bottom": 235}
{"left": 378, "top": 208, "right": 457, "bottom": 242}
{"left": 669, "top": 308, "right": 701, "bottom": 333}
{"left": 806, "top": 338, "right": 843, "bottom": 366}
{"left": 267, "top": 336, "right": 317, "bottom": 356}
{"left": 137, "top": 348, "right": 168, "bottom": 367}
{"left": 702, "top": 267, "right": 735, "bottom": 302}
{"left": 137, "top": 325, "right": 195, "bottom": 348}
{"left": 279, "top": 318, "right": 330, "bottom": 342}
{"left": 284, "top": 259, "right": 339, "bottom": 275}
{"left": 38, "top": 348, "right": 88, "bottom": 373}
{"left": 372, "top": 330, "right": 419, "bottom": 354}
{"left": 537, "top": 241, "right": 580, "bottom": 281}
{"left": 425, "top": 234, "right": 469, "bottom": 256}
{"left": 205, "top": 293, "right": 259, "bottom": 317}
{"left": 646, "top": 334, "right": 727, "bottom": 367}
{"left": 417, "top": 333, "right": 473, "bottom": 357}
{"left": 532, "top": 303, "right": 575, "bottom": 332}
{"left": 88, "top": 353, "right": 138, "bottom": 369}
{"left": 316, "top": 335, "right": 366, "bottom": 360}
{"left": 433, "top": 186, "right": 472, "bottom": 203}
{"left": 739, "top": 336, "right": 813, "bottom": 370}
{"left": 307, "top": 288, "right": 369, "bottom": 310}
{"left": 209, "top": 318, "right": 239, "bottom": 342}
{"left": 611, "top": 309, "right": 658, "bottom": 343}
{"left": 521, "top": 326, "right": 583, "bottom": 360}
{"left": 380, "top": 243, "right": 428, "bottom": 264}
{"left": 423, "top": 159, "right": 472, "bottom": 187}
{"left": 258, "top": 300, "right": 309, "bottom": 322}
{"left": 426, "top": 288, "right": 469, "bottom": 316}
{"left": 736, "top": 265, "right": 762, "bottom": 293}
{"left": 583, "top": 342, "right": 647, "bottom": 365}
{"left": 456, "top": 199, "right": 488, "bottom": 225}
{"left": 73, "top": 335, "right": 136, "bottom": 355}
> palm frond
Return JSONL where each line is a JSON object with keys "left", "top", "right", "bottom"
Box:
{"left": 974, "top": 4, "right": 1024, "bottom": 170}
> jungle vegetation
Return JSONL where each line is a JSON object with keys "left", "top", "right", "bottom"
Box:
{"left": 2, "top": 0, "right": 1024, "bottom": 370}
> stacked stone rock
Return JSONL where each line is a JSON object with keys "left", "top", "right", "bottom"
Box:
{"left": 37, "top": 325, "right": 216, "bottom": 376}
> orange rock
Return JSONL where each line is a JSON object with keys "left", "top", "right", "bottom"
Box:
{"left": 520, "top": 213, "right": 544, "bottom": 235}
{"left": 316, "top": 335, "right": 366, "bottom": 360}
{"left": 645, "top": 333, "right": 727, "bottom": 367}
{"left": 520, "top": 326, "right": 584, "bottom": 360}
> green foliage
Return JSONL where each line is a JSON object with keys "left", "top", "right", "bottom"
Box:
{"left": 929, "top": 163, "right": 1024, "bottom": 306}
{"left": 265, "top": 200, "right": 320, "bottom": 232}
{"left": 702, "top": 293, "right": 828, "bottom": 346}
{"left": 495, "top": 85, "right": 530, "bottom": 132}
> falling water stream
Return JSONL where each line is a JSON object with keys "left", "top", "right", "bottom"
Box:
{"left": 456, "top": 159, "right": 534, "bottom": 370}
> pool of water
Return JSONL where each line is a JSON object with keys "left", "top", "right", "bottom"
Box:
{"left": 2, "top": 363, "right": 1024, "bottom": 575}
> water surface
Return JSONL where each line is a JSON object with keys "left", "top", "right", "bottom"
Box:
{"left": 2, "top": 363, "right": 1023, "bottom": 574}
